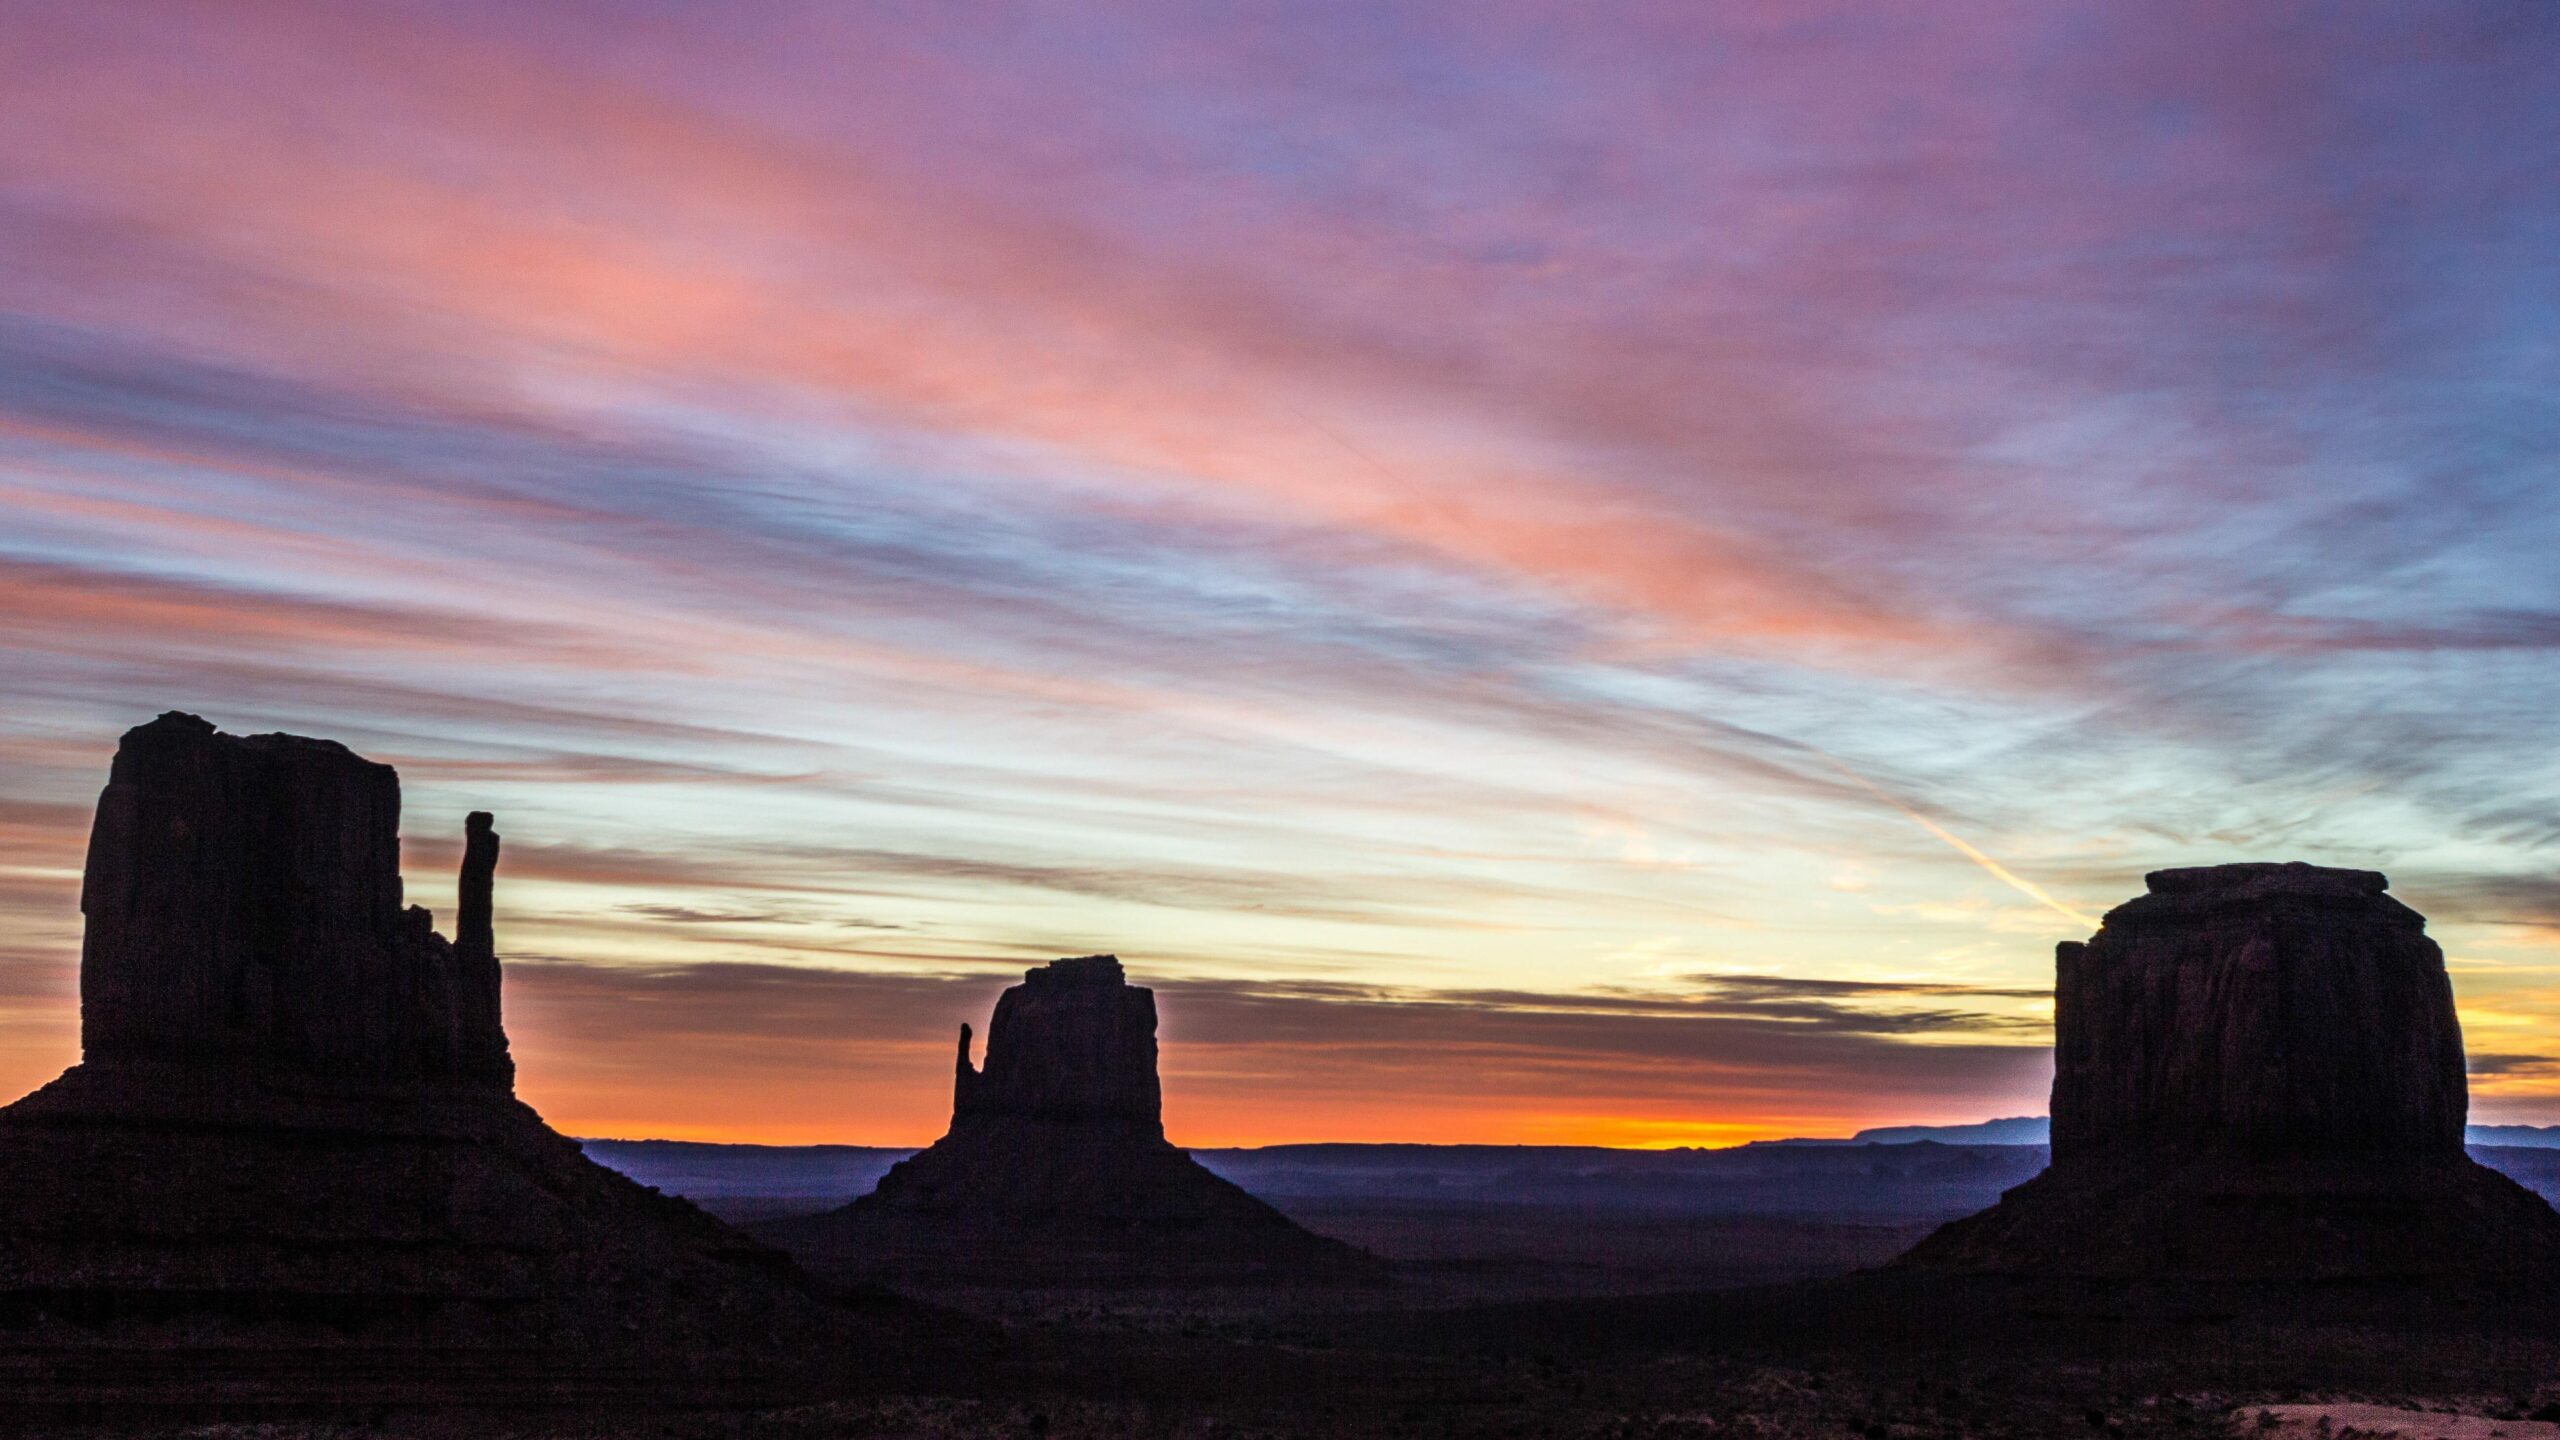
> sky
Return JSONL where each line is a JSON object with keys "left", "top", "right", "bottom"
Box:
{"left": 1, "top": 0, "right": 2557, "bottom": 1146}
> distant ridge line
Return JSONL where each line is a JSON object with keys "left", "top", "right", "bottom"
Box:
{"left": 581, "top": 1115, "right": 2560, "bottom": 1161}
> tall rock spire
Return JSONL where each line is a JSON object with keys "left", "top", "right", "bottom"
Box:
{"left": 450, "top": 809, "right": 511, "bottom": 1082}
{"left": 457, "top": 810, "right": 500, "bottom": 961}
{"left": 952, "top": 1022, "right": 981, "bottom": 1117}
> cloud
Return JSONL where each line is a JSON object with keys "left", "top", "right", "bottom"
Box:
{"left": 617, "top": 903, "right": 830, "bottom": 928}
{"left": 494, "top": 956, "right": 2051, "bottom": 1144}
{"left": 0, "top": 553, "right": 656, "bottom": 669}
{"left": 2468, "top": 1052, "right": 2560, "bottom": 1080}
{"left": 388, "top": 829, "right": 1761, "bottom": 937}
{"left": 2411, "top": 875, "right": 2560, "bottom": 934}
{"left": 2, "top": 0, "right": 2559, "bottom": 1138}
{"left": 2197, "top": 608, "right": 2560, "bottom": 657}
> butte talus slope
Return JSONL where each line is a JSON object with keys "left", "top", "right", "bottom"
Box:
{"left": 0, "top": 712, "right": 889, "bottom": 1412}
{"left": 1897, "top": 861, "right": 2560, "bottom": 1284}
{"left": 762, "top": 954, "right": 1371, "bottom": 1284}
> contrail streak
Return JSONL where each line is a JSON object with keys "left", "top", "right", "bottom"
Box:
{"left": 1819, "top": 758, "right": 2098, "bottom": 929}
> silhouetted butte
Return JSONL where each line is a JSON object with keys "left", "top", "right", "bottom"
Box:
{"left": 0, "top": 713, "right": 881, "bottom": 1413}
{"left": 1898, "top": 861, "right": 2560, "bottom": 1283}
{"left": 761, "top": 955, "right": 1369, "bottom": 1284}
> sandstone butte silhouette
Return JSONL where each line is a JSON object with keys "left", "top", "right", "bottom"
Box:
{"left": 0, "top": 713, "right": 901, "bottom": 1413}
{"left": 1896, "top": 861, "right": 2560, "bottom": 1284}
{"left": 760, "top": 954, "right": 1371, "bottom": 1284}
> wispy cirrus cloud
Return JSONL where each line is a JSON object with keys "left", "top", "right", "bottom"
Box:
{"left": 2, "top": 0, "right": 2558, "bottom": 1140}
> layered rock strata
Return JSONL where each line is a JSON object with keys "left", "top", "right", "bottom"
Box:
{"left": 0, "top": 713, "right": 875, "bottom": 1413}
{"left": 1899, "top": 862, "right": 2560, "bottom": 1282}
{"left": 763, "top": 956, "right": 1368, "bottom": 1284}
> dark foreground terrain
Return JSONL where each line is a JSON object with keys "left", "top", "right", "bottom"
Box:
{"left": 585, "top": 1133, "right": 2560, "bottom": 1306}
{"left": 37, "top": 1273, "right": 2560, "bottom": 1439}
{"left": 26, "top": 1140, "right": 2560, "bottom": 1438}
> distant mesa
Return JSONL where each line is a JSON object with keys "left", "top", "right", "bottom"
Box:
{"left": 1897, "top": 861, "right": 2560, "bottom": 1283}
{"left": 0, "top": 713, "right": 883, "bottom": 1411}
{"left": 759, "top": 954, "right": 1372, "bottom": 1285}
{"left": 1759, "top": 1116, "right": 2052, "bottom": 1147}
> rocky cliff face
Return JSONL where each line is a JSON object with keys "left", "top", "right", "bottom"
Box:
{"left": 77, "top": 711, "right": 510, "bottom": 1087}
{"left": 762, "top": 955, "right": 1369, "bottom": 1285}
{"left": 1899, "top": 862, "right": 2560, "bottom": 1284}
